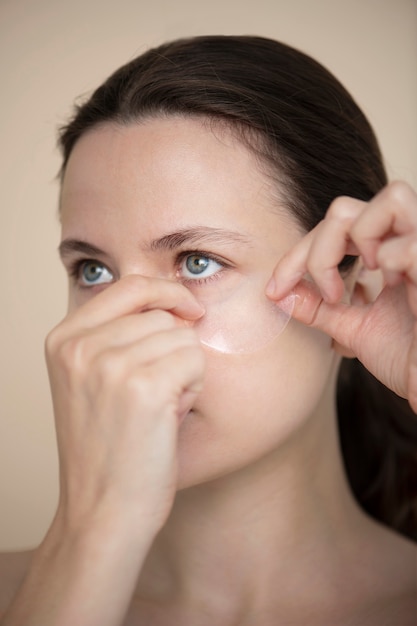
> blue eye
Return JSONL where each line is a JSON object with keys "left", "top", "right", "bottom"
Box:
{"left": 79, "top": 261, "right": 113, "bottom": 286}
{"left": 180, "top": 254, "right": 223, "bottom": 281}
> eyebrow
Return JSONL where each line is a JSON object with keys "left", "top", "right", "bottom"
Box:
{"left": 146, "top": 227, "right": 253, "bottom": 252}
{"left": 58, "top": 227, "right": 253, "bottom": 261}
{"left": 58, "top": 239, "right": 106, "bottom": 260}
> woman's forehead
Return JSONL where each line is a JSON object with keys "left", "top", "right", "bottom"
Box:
{"left": 60, "top": 118, "right": 301, "bottom": 253}
{"left": 63, "top": 121, "right": 274, "bottom": 211}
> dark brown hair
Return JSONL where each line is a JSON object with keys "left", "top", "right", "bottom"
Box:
{"left": 58, "top": 35, "right": 417, "bottom": 540}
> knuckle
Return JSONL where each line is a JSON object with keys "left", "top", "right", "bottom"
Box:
{"left": 125, "top": 371, "right": 151, "bottom": 397}
{"left": 385, "top": 180, "right": 413, "bottom": 205}
{"left": 57, "top": 335, "right": 89, "bottom": 372}
{"left": 52, "top": 330, "right": 106, "bottom": 380}
{"left": 326, "top": 196, "right": 355, "bottom": 222}
{"left": 45, "top": 320, "right": 92, "bottom": 370}
{"left": 305, "top": 248, "right": 323, "bottom": 275}
{"left": 92, "top": 348, "right": 124, "bottom": 381}
{"left": 45, "top": 323, "right": 80, "bottom": 368}
{"left": 44, "top": 324, "right": 62, "bottom": 357}
{"left": 124, "top": 370, "right": 163, "bottom": 411}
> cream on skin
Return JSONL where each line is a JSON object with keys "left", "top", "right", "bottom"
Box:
{"left": 58, "top": 117, "right": 413, "bottom": 622}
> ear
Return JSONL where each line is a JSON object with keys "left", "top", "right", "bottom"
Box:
{"left": 332, "top": 263, "right": 384, "bottom": 358}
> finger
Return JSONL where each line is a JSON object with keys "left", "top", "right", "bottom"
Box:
{"left": 266, "top": 198, "right": 363, "bottom": 302}
{"left": 377, "top": 233, "right": 417, "bottom": 285}
{"left": 64, "top": 275, "right": 205, "bottom": 333}
{"left": 350, "top": 181, "right": 417, "bottom": 269}
{"left": 74, "top": 309, "right": 177, "bottom": 352}
{"left": 150, "top": 345, "right": 206, "bottom": 398}
{"left": 408, "top": 328, "right": 417, "bottom": 413}
{"left": 129, "top": 345, "right": 206, "bottom": 418}
{"left": 288, "top": 279, "right": 364, "bottom": 354}
{"left": 288, "top": 280, "right": 414, "bottom": 393}
{"left": 265, "top": 226, "right": 317, "bottom": 299}
{"left": 305, "top": 198, "right": 364, "bottom": 302}
{"left": 95, "top": 327, "right": 201, "bottom": 374}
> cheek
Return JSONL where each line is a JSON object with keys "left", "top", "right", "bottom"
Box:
{"left": 201, "top": 320, "right": 333, "bottom": 419}
{"left": 176, "top": 322, "right": 336, "bottom": 487}
{"left": 191, "top": 274, "right": 294, "bottom": 355}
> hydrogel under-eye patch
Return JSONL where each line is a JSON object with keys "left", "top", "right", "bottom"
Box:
{"left": 191, "top": 273, "right": 295, "bottom": 354}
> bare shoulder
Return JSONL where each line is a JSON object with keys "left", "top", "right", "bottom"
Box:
{"left": 0, "top": 550, "right": 34, "bottom": 616}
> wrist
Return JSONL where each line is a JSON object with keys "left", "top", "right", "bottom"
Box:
{"left": 3, "top": 508, "right": 156, "bottom": 626}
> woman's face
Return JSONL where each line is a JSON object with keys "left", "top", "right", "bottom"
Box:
{"left": 60, "top": 117, "right": 337, "bottom": 488}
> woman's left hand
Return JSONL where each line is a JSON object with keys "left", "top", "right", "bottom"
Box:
{"left": 266, "top": 181, "right": 417, "bottom": 412}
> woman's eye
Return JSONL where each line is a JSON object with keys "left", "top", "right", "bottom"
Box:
{"left": 78, "top": 261, "right": 113, "bottom": 286}
{"left": 179, "top": 254, "right": 223, "bottom": 281}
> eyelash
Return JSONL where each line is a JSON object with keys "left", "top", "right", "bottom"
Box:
{"left": 67, "top": 258, "right": 113, "bottom": 290}
{"left": 175, "top": 250, "right": 230, "bottom": 286}
{"left": 67, "top": 250, "right": 231, "bottom": 289}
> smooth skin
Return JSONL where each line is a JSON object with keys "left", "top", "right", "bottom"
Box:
{"left": 0, "top": 118, "right": 416, "bottom": 625}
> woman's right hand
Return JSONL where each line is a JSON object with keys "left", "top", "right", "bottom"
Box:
{"left": 46, "top": 273, "right": 206, "bottom": 538}
{"left": 1, "top": 275, "right": 205, "bottom": 626}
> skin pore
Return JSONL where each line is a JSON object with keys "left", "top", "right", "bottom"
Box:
{"left": 56, "top": 117, "right": 415, "bottom": 624}
{"left": 0, "top": 116, "right": 415, "bottom": 626}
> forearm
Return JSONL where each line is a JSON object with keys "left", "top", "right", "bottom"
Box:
{"left": 1, "top": 513, "right": 154, "bottom": 626}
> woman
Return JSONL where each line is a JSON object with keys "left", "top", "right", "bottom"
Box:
{"left": 1, "top": 35, "right": 416, "bottom": 625}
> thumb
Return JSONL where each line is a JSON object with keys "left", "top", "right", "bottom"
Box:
{"left": 285, "top": 280, "right": 366, "bottom": 358}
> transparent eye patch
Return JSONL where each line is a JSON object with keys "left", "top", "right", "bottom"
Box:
{"left": 190, "top": 274, "right": 295, "bottom": 354}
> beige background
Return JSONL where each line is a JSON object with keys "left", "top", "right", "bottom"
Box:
{"left": 0, "top": 0, "right": 416, "bottom": 550}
